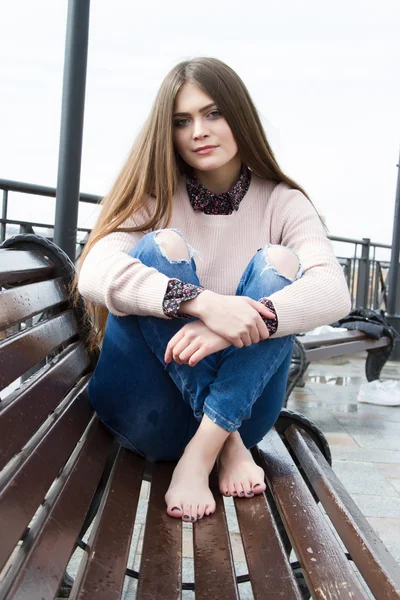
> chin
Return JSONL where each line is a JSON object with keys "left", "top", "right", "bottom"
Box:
{"left": 191, "top": 158, "right": 229, "bottom": 172}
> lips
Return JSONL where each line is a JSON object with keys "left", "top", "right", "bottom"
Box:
{"left": 194, "top": 145, "right": 217, "bottom": 153}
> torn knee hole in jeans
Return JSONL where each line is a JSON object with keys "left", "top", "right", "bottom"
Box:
{"left": 261, "top": 245, "right": 301, "bottom": 281}
{"left": 155, "top": 229, "right": 199, "bottom": 264}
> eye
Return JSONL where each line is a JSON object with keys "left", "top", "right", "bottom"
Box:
{"left": 174, "top": 118, "right": 190, "bottom": 128}
{"left": 208, "top": 109, "right": 222, "bottom": 118}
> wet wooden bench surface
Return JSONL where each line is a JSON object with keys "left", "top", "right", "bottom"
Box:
{"left": 1, "top": 238, "right": 400, "bottom": 599}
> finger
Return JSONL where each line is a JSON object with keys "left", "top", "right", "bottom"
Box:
{"left": 248, "top": 298, "right": 275, "bottom": 319}
{"left": 188, "top": 347, "right": 209, "bottom": 366}
{"left": 240, "top": 331, "right": 252, "bottom": 347}
{"left": 231, "top": 336, "right": 244, "bottom": 348}
{"left": 172, "top": 337, "right": 192, "bottom": 363}
{"left": 249, "top": 324, "right": 260, "bottom": 344}
{"left": 179, "top": 340, "right": 201, "bottom": 363}
{"left": 165, "top": 329, "right": 185, "bottom": 362}
{"left": 256, "top": 316, "right": 270, "bottom": 340}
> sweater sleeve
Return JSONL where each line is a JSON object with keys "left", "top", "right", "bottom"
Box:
{"left": 266, "top": 187, "right": 351, "bottom": 337}
{"left": 77, "top": 222, "right": 170, "bottom": 319}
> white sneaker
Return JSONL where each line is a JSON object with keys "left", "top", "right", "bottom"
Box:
{"left": 358, "top": 380, "right": 400, "bottom": 406}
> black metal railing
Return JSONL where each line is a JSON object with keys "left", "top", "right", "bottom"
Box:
{"left": 0, "top": 178, "right": 391, "bottom": 312}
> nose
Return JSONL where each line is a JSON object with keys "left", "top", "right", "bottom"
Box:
{"left": 192, "top": 117, "right": 209, "bottom": 140}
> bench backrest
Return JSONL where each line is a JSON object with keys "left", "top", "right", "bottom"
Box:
{"left": 0, "top": 235, "right": 116, "bottom": 596}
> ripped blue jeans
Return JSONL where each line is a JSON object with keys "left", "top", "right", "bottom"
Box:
{"left": 88, "top": 230, "right": 303, "bottom": 462}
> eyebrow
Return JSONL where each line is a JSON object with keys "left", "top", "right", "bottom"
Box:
{"left": 173, "top": 103, "right": 216, "bottom": 117}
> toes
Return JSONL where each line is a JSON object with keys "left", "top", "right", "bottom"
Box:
{"left": 243, "top": 480, "right": 254, "bottom": 497}
{"left": 235, "top": 483, "right": 245, "bottom": 498}
{"left": 182, "top": 503, "right": 192, "bottom": 522}
{"left": 228, "top": 483, "right": 237, "bottom": 497}
{"left": 167, "top": 504, "right": 183, "bottom": 518}
{"left": 204, "top": 501, "right": 216, "bottom": 517}
{"left": 252, "top": 481, "right": 267, "bottom": 495}
{"left": 196, "top": 504, "right": 205, "bottom": 520}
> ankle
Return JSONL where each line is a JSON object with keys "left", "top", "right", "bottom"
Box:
{"left": 224, "top": 430, "right": 243, "bottom": 449}
{"left": 183, "top": 415, "right": 230, "bottom": 469}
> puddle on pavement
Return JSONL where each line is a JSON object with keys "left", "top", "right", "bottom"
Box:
{"left": 306, "top": 375, "right": 356, "bottom": 386}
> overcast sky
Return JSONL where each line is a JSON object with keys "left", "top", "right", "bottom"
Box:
{"left": 1, "top": 0, "right": 399, "bottom": 260}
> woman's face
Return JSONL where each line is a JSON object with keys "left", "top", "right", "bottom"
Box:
{"left": 173, "top": 83, "right": 239, "bottom": 173}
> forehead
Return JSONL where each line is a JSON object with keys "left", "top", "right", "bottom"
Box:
{"left": 174, "top": 83, "right": 215, "bottom": 113}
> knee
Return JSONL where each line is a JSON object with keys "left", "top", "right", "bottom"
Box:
{"left": 155, "top": 230, "right": 190, "bottom": 262}
{"left": 265, "top": 246, "right": 300, "bottom": 281}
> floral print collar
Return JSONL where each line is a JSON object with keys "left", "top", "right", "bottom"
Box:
{"left": 186, "top": 165, "right": 251, "bottom": 215}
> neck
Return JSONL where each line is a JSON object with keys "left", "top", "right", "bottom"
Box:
{"left": 195, "top": 155, "right": 242, "bottom": 194}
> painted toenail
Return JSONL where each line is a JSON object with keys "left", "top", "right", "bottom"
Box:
{"left": 197, "top": 514, "right": 201, "bottom": 519}
{"left": 191, "top": 517, "right": 195, "bottom": 521}
{"left": 247, "top": 491, "right": 253, "bottom": 495}
{"left": 171, "top": 507, "right": 180, "bottom": 511}
{"left": 253, "top": 484, "right": 261, "bottom": 488}
{"left": 184, "top": 515, "right": 190, "bottom": 519}
{"left": 240, "top": 492, "right": 245, "bottom": 496}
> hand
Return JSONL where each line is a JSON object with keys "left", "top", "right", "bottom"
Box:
{"left": 181, "top": 290, "right": 273, "bottom": 348}
{"left": 164, "top": 320, "right": 231, "bottom": 367}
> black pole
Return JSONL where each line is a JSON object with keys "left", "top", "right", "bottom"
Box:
{"left": 386, "top": 148, "right": 400, "bottom": 360}
{"left": 53, "top": 0, "right": 90, "bottom": 261}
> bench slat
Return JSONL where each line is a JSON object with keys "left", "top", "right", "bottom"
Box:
{"left": 0, "top": 379, "right": 93, "bottom": 573}
{"left": 0, "top": 250, "right": 54, "bottom": 285}
{"left": 0, "top": 417, "right": 113, "bottom": 600}
{"left": 0, "top": 278, "right": 68, "bottom": 329}
{"left": 70, "top": 447, "right": 145, "bottom": 599}
{"left": 258, "top": 429, "right": 367, "bottom": 599}
{"left": 304, "top": 336, "right": 390, "bottom": 361}
{"left": 0, "top": 342, "right": 90, "bottom": 470}
{"left": 286, "top": 425, "right": 400, "bottom": 599}
{"left": 0, "top": 310, "right": 79, "bottom": 391}
{"left": 233, "top": 480, "right": 303, "bottom": 599}
{"left": 193, "top": 470, "right": 239, "bottom": 599}
{"left": 136, "top": 462, "right": 182, "bottom": 600}
{"left": 301, "top": 330, "right": 369, "bottom": 348}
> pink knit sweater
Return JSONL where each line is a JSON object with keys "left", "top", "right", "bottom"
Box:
{"left": 77, "top": 174, "right": 351, "bottom": 337}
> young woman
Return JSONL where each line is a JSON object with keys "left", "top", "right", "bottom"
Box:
{"left": 77, "top": 57, "right": 351, "bottom": 523}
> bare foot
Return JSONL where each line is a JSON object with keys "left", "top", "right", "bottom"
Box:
{"left": 165, "top": 450, "right": 216, "bottom": 522}
{"left": 165, "top": 414, "right": 230, "bottom": 522}
{"left": 217, "top": 431, "right": 266, "bottom": 498}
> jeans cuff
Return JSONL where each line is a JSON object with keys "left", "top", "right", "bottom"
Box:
{"left": 203, "top": 404, "right": 238, "bottom": 433}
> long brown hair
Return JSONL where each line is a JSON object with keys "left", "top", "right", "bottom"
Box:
{"left": 74, "top": 57, "right": 316, "bottom": 350}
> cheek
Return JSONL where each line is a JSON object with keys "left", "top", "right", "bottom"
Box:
{"left": 220, "top": 123, "right": 238, "bottom": 152}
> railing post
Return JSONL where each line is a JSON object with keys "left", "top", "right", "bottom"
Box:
{"left": 53, "top": 0, "right": 91, "bottom": 261}
{"left": 356, "top": 238, "right": 370, "bottom": 309}
{"left": 1, "top": 190, "right": 8, "bottom": 243}
{"left": 387, "top": 148, "right": 400, "bottom": 360}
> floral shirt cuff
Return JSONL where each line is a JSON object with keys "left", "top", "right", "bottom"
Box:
{"left": 163, "top": 278, "right": 204, "bottom": 319}
{"left": 258, "top": 298, "right": 278, "bottom": 336}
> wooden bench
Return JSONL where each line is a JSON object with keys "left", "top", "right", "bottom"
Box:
{"left": 1, "top": 234, "right": 400, "bottom": 600}
{"left": 285, "top": 329, "right": 393, "bottom": 404}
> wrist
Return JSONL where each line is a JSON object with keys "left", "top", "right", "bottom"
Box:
{"left": 178, "top": 289, "right": 214, "bottom": 318}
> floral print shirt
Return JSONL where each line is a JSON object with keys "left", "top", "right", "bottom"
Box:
{"left": 161, "top": 166, "right": 278, "bottom": 336}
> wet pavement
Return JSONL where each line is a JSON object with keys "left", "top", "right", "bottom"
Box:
{"left": 288, "top": 353, "right": 400, "bottom": 568}
{"left": 65, "top": 352, "right": 400, "bottom": 599}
